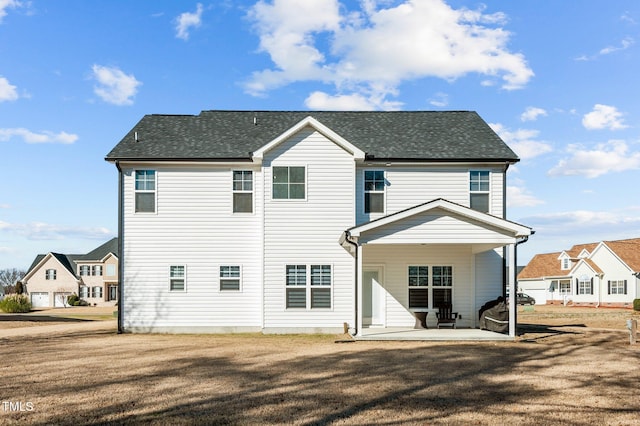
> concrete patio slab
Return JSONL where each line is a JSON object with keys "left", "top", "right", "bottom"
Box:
{"left": 356, "top": 327, "right": 513, "bottom": 341}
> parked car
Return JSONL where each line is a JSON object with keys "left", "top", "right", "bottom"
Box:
{"left": 516, "top": 293, "right": 535, "bottom": 305}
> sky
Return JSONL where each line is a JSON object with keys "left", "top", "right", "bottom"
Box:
{"left": 2, "top": 0, "right": 640, "bottom": 270}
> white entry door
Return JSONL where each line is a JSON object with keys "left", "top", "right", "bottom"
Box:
{"left": 363, "top": 268, "right": 385, "bottom": 327}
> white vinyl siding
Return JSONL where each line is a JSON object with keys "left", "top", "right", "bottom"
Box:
{"left": 120, "top": 164, "right": 263, "bottom": 331}
{"left": 356, "top": 166, "right": 504, "bottom": 225}
{"left": 263, "top": 127, "right": 354, "bottom": 331}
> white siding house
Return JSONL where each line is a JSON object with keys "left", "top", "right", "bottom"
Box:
{"left": 106, "top": 111, "right": 532, "bottom": 337}
{"left": 518, "top": 238, "right": 640, "bottom": 307}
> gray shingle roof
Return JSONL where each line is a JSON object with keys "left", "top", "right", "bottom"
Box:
{"left": 105, "top": 110, "right": 518, "bottom": 162}
{"left": 77, "top": 238, "right": 118, "bottom": 262}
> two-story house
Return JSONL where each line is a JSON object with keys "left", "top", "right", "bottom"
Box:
{"left": 105, "top": 111, "right": 532, "bottom": 337}
{"left": 22, "top": 238, "right": 119, "bottom": 307}
{"left": 518, "top": 238, "right": 640, "bottom": 307}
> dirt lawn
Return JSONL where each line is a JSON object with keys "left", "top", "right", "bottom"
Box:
{"left": 1, "top": 305, "right": 639, "bottom": 425}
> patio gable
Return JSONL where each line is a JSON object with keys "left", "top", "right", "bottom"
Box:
{"left": 345, "top": 198, "right": 531, "bottom": 252}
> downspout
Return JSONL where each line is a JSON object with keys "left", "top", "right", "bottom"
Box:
{"left": 343, "top": 231, "right": 359, "bottom": 336}
{"left": 115, "top": 160, "right": 124, "bottom": 334}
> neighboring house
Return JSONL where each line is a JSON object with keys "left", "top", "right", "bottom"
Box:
{"left": 518, "top": 238, "right": 640, "bottom": 307}
{"left": 22, "top": 238, "right": 119, "bottom": 307}
{"left": 105, "top": 111, "right": 532, "bottom": 336}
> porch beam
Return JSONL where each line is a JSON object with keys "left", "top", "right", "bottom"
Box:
{"left": 508, "top": 243, "right": 516, "bottom": 337}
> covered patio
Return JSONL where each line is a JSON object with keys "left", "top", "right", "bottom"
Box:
{"left": 340, "top": 199, "right": 533, "bottom": 339}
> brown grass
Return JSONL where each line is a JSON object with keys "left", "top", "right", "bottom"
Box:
{"left": 0, "top": 305, "right": 639, "bottom": 425}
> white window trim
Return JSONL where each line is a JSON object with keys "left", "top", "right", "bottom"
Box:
{"left": 284, "top": 263, "right": 333, "bottom": 310}
{"left": 609, "top": 280, "right": 626, "bottom": 295}
{"left": 169, "top": 265, "right": 187, "bottom": 292}
{"left": 469, "top": 169, "right": 491, "bottom": 214}
{"left": 219, "top": 265, "right": 242, "bottom": 292}
{"left": 559, "top": 279, "right": 572, "bottom": 295}
{"left": 231, "top": 170, "right": 255, "bottom": 215}
{"left": 271, "top": 165, "right": 308, "bottom": 202}
{"left": 363, "top": 169, "right": 386, "bottom": 215}
{"left": 134, "top": 169, "right": 158, "bottom": 214}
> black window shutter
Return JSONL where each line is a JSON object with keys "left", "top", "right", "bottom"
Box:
{"left": 624, "top": 280, "right": 627, "bottom": 295}
{"left": 607, "top": 280, "right": 611, "bottom": 295}
{"left": 575, "top": 278, "right": 579, "bottom": 294}
{"left": 590, "top": 277, "right": 593, "bottom": 295}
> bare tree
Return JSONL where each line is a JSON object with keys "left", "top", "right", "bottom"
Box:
{"left": 0, "top": 268, "right": 26, "bottom": 294}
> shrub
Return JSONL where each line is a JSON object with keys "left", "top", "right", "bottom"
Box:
{"left": 634, "top": 299, "right": 640, "bottom": 311}
{"left": 0, "top": 294, "right": 31, "bottom": 313}
{"left": 67, "top": 294, "right": 79, "bottom": 306}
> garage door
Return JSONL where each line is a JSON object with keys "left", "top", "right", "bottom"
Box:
{"left": 54, "top": 292, "right": 71, "bottom": 307}
{"left": 521, "top": 288, "right": 547, "bottom": 305}
{"left": 31, "top": 292, "right": 49, "bottom": 307}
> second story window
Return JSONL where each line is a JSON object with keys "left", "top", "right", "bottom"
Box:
{"left": 92, "top": 265, "right": 102, "bottom": 276}
{"left": 364, "top": 170, "right": 385, "bottom": 213}
{"left": 106, "top": 264, "right": 116, "bottom": 276}
{"left": 273, "top": 166, "right": 305, "bottom": 200}
{"left": 46, "top": 269, "right": 56, "bottom": 280}
{"left": 79, "top": 265, "right": 90, "bottom": 276}
{"left": 469, "top": 170, "right": 490, "bottom": 213}
{"left": 135, "top": 170, "right": 156, "bottom": 213}
{"left": 561, "top": 258, "right": 571, "bottom": 270}
{"left": 233, "top": 171, "right": 253, "bottom": 213}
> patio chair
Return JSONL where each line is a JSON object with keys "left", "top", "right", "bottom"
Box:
{"left": 436, "top": 303, "right": 458, "bottom": 329}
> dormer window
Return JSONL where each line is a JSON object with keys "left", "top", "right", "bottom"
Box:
{"left": 561, "top": 258, "right": 571, "bottom": 270}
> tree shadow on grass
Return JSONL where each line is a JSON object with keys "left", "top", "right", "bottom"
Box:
{"left": 0, "top": 314, "right": 92, "bottom": 322}
{"left": 2, "top": 329, "right": 638, "bottom": 426}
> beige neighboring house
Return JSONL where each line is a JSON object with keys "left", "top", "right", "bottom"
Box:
{"left": 22, "top": 238, "right": 119, "bottom": 308}
{"left": 518, "top": 238, "right": 640, "bottom": 307}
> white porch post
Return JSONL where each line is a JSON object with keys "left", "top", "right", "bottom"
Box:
{"left": 356, "top": 244, "right": 363, "bottom": 336}
{"left": 508, "top": 243, "right": 516, "bottom": 337}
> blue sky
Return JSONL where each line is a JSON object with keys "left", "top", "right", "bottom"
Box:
{"left": 2, "top": 0, "right": 640, "bottom": 270}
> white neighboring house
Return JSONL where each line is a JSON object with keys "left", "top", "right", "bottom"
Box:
{"left": 22, "top": 238, "right": 119, "bottom": 307}
{"left": 517, "top": 238, "right": 640, "bottom": 307}
{"left": 105, "top": 111, "right": 532, "bottom": 337}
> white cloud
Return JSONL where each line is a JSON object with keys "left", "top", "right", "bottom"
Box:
{"left": 0, "top": 220, "right": 112, "bottom": 241}
{"left": 246, "top": 0, "right": 533, "bottom": 107}
{"left": 490, "top": 123, "right": 552, "bottom": 160}
{"left": 91, "top": 65, "right": 141, "bottom": 106}
{"left": 304, "top": 90, "right": 402, "bottom": 111}
{"left": 548, "top": 140, "right": 640, "bottom": 178}
{"left": 0, "top": 0, "right": 20, "bottom": 23}
{"left": 582, "top": 104, "right": 628, "bottom": 130}
{"left": 576, "top": 37, "right": 634, "bottom": 61}
{"left": 520, "top": 209, "right": 640, "bottom": 237}
{"left": 175, "top": 3, "right": 204, "bottom": 40}
{"left": 428, "top": 92, "right": 449, "bottom": 107}
{"left": 520, "top": 106, "right": 547, "bottom": 122}
{"left": 0, "top": 128, "right": 78, "bottom": 144}
{"left": 0, "top": 76, "right": 18, "bottom": 102}
{"left": 507, "top": 185, "right": 544, "bottom": 208}
{"left": 599, "top": 37, "right": 634, "bottom": 55}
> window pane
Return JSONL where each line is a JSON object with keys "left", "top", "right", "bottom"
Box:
{"left": 273, "top": 167, "right": 289, "bottom": 183}
{"left": 220, "top": 266, "right": 240, "bottom": 278}
{"left": 289, "top": 183, "right": 305, "bottom": 199}
{"left": 409, "top": 289, "right": 428, "bottom": 308}
{"left": 220, "top": 279, "right": 240, "bottom": 291}
{"left": 272, "top": 183, "right": 288, "bottom": 199}
{"left": 408, "top": 266, "right": 428, "bottom": 287}
{"left": 433, "top": 288, "right": 452, "bottom": 306}
{"left": 289, "top": 167, "right": 305, "bottom": 183}
{"left": 286, "top": 288, "right": 306, "bottom": 308}
{"left": 470, "top": 193, "right": 489, "bottom": 213}
{"left": 135, "top": 193, "right": 155, "bottom": 213}
{"left": 233, "top": 193, "right": 253, "bottom": 213}
{"left": 365, "top": 193, "right": 384, "bottom": 213}
{"left": 433, "top": 266, "right": 452, "bottom": 286}
{"left": 311, "top": 288, "right": 331, "bottom": 308}
{"left": 286, "top": 265, "right": 306, "bottom": 286}
{"left": 135, "top": 170, "right": 155, "bottom": 190}
{"left": 311, "top": 265, "right": 331, "bottom": 286}
{"left": 170, "top": 279, "right": 184, "bottom": 291}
